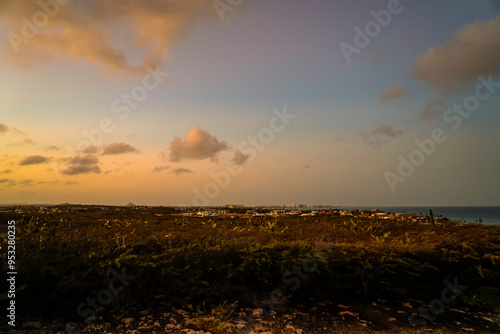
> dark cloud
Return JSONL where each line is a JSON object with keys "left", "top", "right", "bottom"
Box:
{"left": 102, "top": 142, "right": 139, "bottom": 155}
{"left": 0, "top": 169, "right": 12, "bottom": 174}
{"left": 19, "top": 155, "right": 48, "bottom": 165}
{"left": 169, "top": 127, "right": 229, "bottom": 162}
{"left": 0, "top": 178, "right": 11, "bottom": 183}
{"left": 171, "top": 168, "right": 193, "bottom": 175}
{"left": 61, "top": 155, "right": 101, "bottom": 175}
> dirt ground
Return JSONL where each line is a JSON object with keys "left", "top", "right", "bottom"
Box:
{"left": 6, "top": 299, "right": 500, "bottom": 334}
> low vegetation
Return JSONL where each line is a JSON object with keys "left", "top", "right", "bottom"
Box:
{"left": 1, "top": 208, "right": 500, "bottom": 328}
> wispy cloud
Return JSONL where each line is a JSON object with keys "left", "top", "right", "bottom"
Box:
{"left": 421, "top": 98, "right": 447, "bottom": 119}
{"left": 19, "top": 179, "right": 34, "bottom": 186}
{"left": 152, "top": 165, "right": 170, "bottom": 173}
{"left": 232, "top": 150, "right": 249, "bottom": 165}
{"left": 380, "top": 86, "right": 407, "bottom": 103}
{"left": 7, "top": 138, "right": 36, "bottom": 147}
{"left": 0, "top": 123, "right": 23, "bottom": 136}
{"left": 44, "top": 145, "right": 60, "bottom": 151}
{"left": 361, "top": 123, "right": 403, "bottom": 149}
{"left": 37, "top": 180, "right": 60, "bottom": 185}
{"left": 335, "top": 136, "right": 346, "bottom": 142}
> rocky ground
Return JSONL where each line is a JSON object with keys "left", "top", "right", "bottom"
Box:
{"left": 5, "top": 300, "right": 500, "bottom": 334}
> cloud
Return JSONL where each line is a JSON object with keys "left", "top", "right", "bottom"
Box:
{"left": 1, "top": 0, "right": 211, "bottom": 74}
{"left": 335, "top": 136, "right": 346, "bottom": 142}
{"left": 232, "top": 150, "right": 249, "bottom": 165}
{"left": 44, "top": 145, "right": 60, "bottom": 151}
{"left": 65, "top": 181, "right": 79, "bottom": 185}
{"left": 0, "top": 123, "right": 8, "bottom": 133}
{"left": 19, "top": 179, "right": 34, "bottom": 186}
{"left": 102, "top": 142, "right": 139, "bottom": 155}
{"left": 19, "top": 155, "right": 48, "bottom": 165}
{"left": 61, "top": 155, "right": 101, "bottom": 175}
{"left": 152, "top": 165, "right": 170, "bottom": 173}
{"left": 10, "top": 128, "right": 24, "bottom": 135}
{"left": 410, "top": 14, "right": 500, "bottom": 117}
{"left": 0, "top": 169, "right": 12, "bottom": 174}
{"left": 380, "top": 86, "right": 407, "bottom": 103}
{"left": 0, "top": 179, "right": 16, "bottom": 187}
{"left": 169, "top": 127, "right": 229, "bottom": 162}
{"left": 82, "top": 145, "right": 99, "bottom": 154}
{"left": 421, "top": 98, "right": 447, "bottom": 119}
{"left": 361, "top": 123, "right": 403, "bottom": 149}
{"left": 303, "top": 165, "right": 311, "bottom": 169}
{"left": 37, "top": 180, "right": 60, "bottom": 185}
{"left": 159, "top": 151, "right": 168, "bottom": 161}
{"left": 7, "top": 138, "right": 36, "bottom": 147}
{"left": 171, "top": 167, "right": 193, "bottom": 175}
{"left": 0, "top": 123, "right": 23, "bottom": 136}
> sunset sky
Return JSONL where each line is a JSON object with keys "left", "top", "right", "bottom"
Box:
{"left": 1, "top": 0, "right": 499, "bottom": 206}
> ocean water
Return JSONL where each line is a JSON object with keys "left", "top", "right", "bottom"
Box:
{"left": 332, "top": 206, "right": 500, "bottom": 226}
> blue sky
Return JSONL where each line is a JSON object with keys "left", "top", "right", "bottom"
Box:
{"left": 0, "top": 0, "right": 499, "bottom": 206}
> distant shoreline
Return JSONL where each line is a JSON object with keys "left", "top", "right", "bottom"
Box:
{"left": 2, "top": 204, "right": 499, "bottom": 225}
